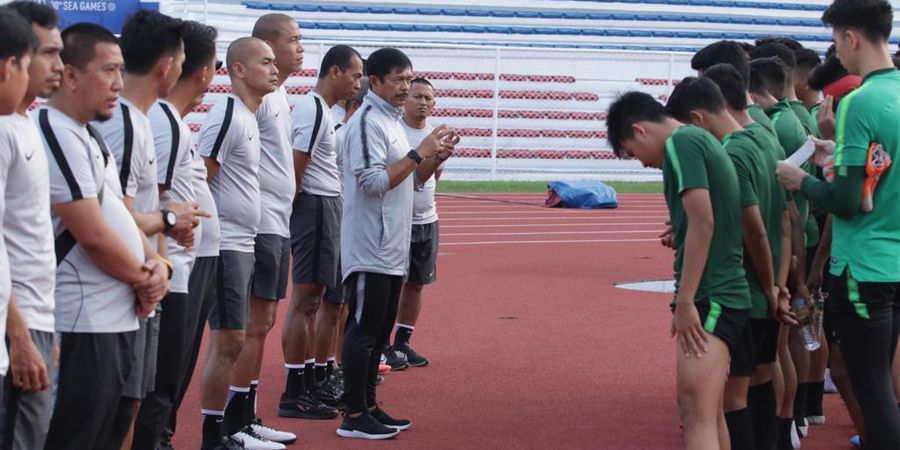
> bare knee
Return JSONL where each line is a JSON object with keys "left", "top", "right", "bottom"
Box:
{"left": 212, "top": 331, "right": 246, "bottom": 362}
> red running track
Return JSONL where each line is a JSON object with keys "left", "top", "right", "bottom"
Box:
{"left": 173, "top": 193, "right": 858, "bottom": 449}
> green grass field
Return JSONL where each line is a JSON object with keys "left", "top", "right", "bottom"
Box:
{"left": 436, "top": 180, "right": 663, "bottom": 193}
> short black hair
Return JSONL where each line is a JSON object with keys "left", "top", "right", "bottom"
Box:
{"left": 120, "top": 11, "right": 184, "bottom": 75}
{"left": 606, "top": 91, "right": 670, "bottom": 158}
{"left": 0, "top": 9, "right": 36, "bottom": 62}
{"left": 751, "top": 42, "right": 797, "bottom": 68}
{"left": 703, "top": 63, "right": 749, "bottom": 111}
{"left": 691, "top": 41, "right": 750, "bottom": 85}
{"left": 411, "top": 78, "right": 433, "bottom": 89}
{"left": 61, "top": 22, "right": 118, "bottom": 70}
{"left": 738, "top": 42, "right": 755, "bottom": 56}
{"left": 5, "top": 0, "right": 57, "bottom": 28}
{"left": 366, "top": 47, "right": 412, "bottom": 81}
{"left": 179, "top": 21, "right": 217, "bottom": 80}
{"left": 807, "top": 55, "right": 850, "bottom": 90}
{"left": 319, "top": 44, "right": 362, "bottom": 79}
{"left": 665, "top": 76, "right": 727, "bottom": 123}
{"left": 755, "top": 36, "right": 803, "bottom": 51}
{"left": 794, "top": 48, "right": 822, "bottom": 71}
{"left": 822, "top": 0, "right": 892, "bottom": 42}
{"left": 749, "top": 57, "right": 787, "bottom": 98}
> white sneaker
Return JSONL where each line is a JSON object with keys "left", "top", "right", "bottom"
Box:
{"left": 250, "top": 419, "right": 297, "bottom": 445}
{"left": 791, "top": 420, "right": 801, "bottom": 450}
{"left": 806, "top": 415, "right": 825, "bottom": 425}
{"left": 824, "top": 369, "right": 838, "bottom": 393}
{"left": 232, "top": 428, "right": 286, "bottom": 450}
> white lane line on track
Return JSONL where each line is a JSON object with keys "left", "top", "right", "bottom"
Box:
{"left": 443, "top": 230, "right": 659, "bottom": 237}
{"left": 440, "top": 238, "right": 659, "bottom": 246}
{"left": 441, "top": 215, "right": 669, "bottom": 221}
{"left": 441, "top": 222, "right": 663, "bottom": 229}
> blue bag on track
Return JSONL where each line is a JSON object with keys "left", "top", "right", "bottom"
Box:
{"left": 545, "top": 180, "right": 618, "bottom": 209}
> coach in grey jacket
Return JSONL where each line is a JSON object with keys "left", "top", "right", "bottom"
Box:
{"left": 337, "top": 47, "right": 454, "bottom": 440}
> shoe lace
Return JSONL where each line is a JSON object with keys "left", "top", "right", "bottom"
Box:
{"left": 251, "top": 419, "right": 278, "bottom": 434}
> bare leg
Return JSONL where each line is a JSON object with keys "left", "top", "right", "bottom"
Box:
{"left": 678, "top": 336, "right": 730, "bottom": 450}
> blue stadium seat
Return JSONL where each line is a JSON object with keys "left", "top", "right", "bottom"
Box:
{"left": 242, "top": 1, "right": 268, "bottom": 10}
{"left": 393, "top": 7, "right": 418, "bottom": 15}
{"left": 416, "top": 8, "right": 441, "bottom": 15}
{"left": 509, "top": 26, "right": 534, "bottom": 35}
{"left": 413, "top": 24, "right": 440, "bottom": 32}
{"left": 367, "top": 23, "right": 390, "bottom": 31}
{"left": 562, "top": 12, "right": 588, "bottom": 20}
{"left": 491, "top": 10, "right": 515, "bottom": 18}
{"left": 485, "top": 26, "right": 510, "bottom": 34}
{"left": 389, "top": 24, "right": 415, "bottom": 32}
{"left": 316, "top": 22, "right": 341, "bottom": 30}
{"left": 296, "top": 21, "right": 315, "bottom": 29}
{"left": 466, "top": 9, "right": 491, "bottom": 17}
{"left": 368, "top": 6, "right": 392, "bottom": 14}
{"left": 341, "top": 23, "right": 366, "bottom": 31}
{"left": 538, "top": 11, "right": 564, "bottom": 19}
{"left": 531, "top": 26, "right": 559, "bottom": 35}
{"left": 342, "top": 5, "right": 367, "bottom": 14}
{"left": 586, "top": 12, "right": 613, "bottom": 20}
{"left": 292, "top": 3, "right": 316, "bottom": 12}
{"left": 441, "top": 8, "right": 467, "bottom": 16}
{"left": 516, "top": 11, "right": 539, "bottom": 19}
{"left": 461, "top": 25, "right": 485, "bottom": 33}
{"left": 580, "top": 29, "right": 608, "bottom": 36}
{"left": 318, "top": 5, "right": 342, "bottom": 13}
{"left": 437, "top": 24, "right": 463, "bottom": 33}
{"left": 267, "top": 2, "right": 292, "bottom": 11}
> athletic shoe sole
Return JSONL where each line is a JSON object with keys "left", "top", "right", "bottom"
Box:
{"left": 407, "top": 359, "right": 429, "bottom": 367}
{"left": 336, "top": 428, "right": 400, "bottom": 440}
{"left": 806, "top": 415, "right": 825, "bottom": 425}
{"left": 384, "top": 422, "right": 412, "bottom": 431}
{"left": 277, "top": 407, "right": 338, "bottom": 420}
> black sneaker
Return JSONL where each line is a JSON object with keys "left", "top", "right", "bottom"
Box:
{"left": 311, "top": 380, "right": 345, "bottom": 411}
{"left": 396, "top": 344, "right": 429, "bottom": 367}
{"left": 336, "top": 412, "right": 400, "bottom": 440}
{"left": 159, "top": 430, "right": 175, "bottom": 450}
{"left": 278, "top": 392, "right": 339, "bottom": 419}
{"left": 383, "top": 347, "right": 410, "bottom": 371}
{"left": 370, "top": 406, "right": 412, "bottom": 431}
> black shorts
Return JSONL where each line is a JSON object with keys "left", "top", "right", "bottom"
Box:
{"left": 251, "top": 234, "right": 290, "bottom": 301}
{"left": 749, "top": 317, "right": 780, "bottom": 365}
{"left": 730, "top": 321, "right": 755, "bottom": 376}
{"left": 290, "top": 193, "right": 341, "bottom": 291}
{"left": 208, "top": 250, "right": 255, "bottom": 330}
{"left": 673, "top": 298, "right": 751, "bottom": 357}
{"left": 408, "top": 221, "right": 439, "bottom": 286}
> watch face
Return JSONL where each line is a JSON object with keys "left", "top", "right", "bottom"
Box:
{"left": 166, "top": 212, "right": 177, "bottom": 226}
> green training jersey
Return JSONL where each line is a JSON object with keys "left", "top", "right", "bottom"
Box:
{"left": 725, "top": 122, "right": 787, "bottom": 318}
{"left": 767, "top": 100, "right": 817, "bottom": 246}
{"left": 809, "top": 103, "right": 822, "bottom": 138}
{"left": 663, "top": 125, "right": 750, "bottom": 310}
{"left": 790, "top": 100, "right": 817, "bottom": 136}
{"left": 747, "top": 104, "right": 775, "bottom": 134}
{"left": 830, "top": 68, "right": 900, "bottom": 282}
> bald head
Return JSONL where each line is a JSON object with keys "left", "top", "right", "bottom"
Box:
{"left": 226, "top": 37, "right": 267, "bottom": 73}
{"left": 252, "top": 13, "right": 295, "bottom": 42}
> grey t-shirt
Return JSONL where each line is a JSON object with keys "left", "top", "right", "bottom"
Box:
{"left": 292, "top": 92, "right": 341, "bottom": 197}
{"left": 1, "top": 113, "right": 55, "bottom": 332}
{"left": 39, "top": 106, "right": 142, "bottom": 333}
{"left": 198, "top": 95, "right": 261, "bottom": 253}
{"left": 256, "top": 87, "right": 295, "bottom": 237}
{"left": 401, "top": 120, "right": 442, "bottom": 225}
{"left": 150, "top": 99, "right": 197, "bottom": 293}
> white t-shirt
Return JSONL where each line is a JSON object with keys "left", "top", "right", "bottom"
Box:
{"left": 292, "top": 92, "right": 341, "bottom": 197}
{"left": 150, "top": 100, "right": 197, "bottom": 293}
{"left": 92, "top": 98, "right": 160, "bottom": 249}
{"left": 256, "top": 87, "right": 295, "bottom": 237}
{"left": 193, "top": 145, "right": 219, "bottom": 258}
{"left": 1, "top": 114, "right": 55, "bottom": 332}
{"left": 198, "top": 95, "right": 261, "bottom": 253}
{"left": 402, "top": 120, "right": 441, "bottom": 225}
{"left": 331, "top": 103, "right": 346, "bottom": 126}
{"left": 38, "top": 106, "right": 142, "bottom": 333}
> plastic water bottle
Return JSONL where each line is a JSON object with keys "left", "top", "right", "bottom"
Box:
{"left": 792, "top": 297, "right": 821, "bottom": 351}
{"left": 810, "top": 288, "right": 826, "bottom": 340}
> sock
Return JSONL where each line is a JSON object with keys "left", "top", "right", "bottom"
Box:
{"left": 247, "top": 380, "right": 259, "bottom": 424}
{"left": 284, "top": 364, "right": 306, "bottom": 399}
{"left": 725, "top": 408, "right": 755, "bottom": 450}
{"left": 326, "top": 358, "right": 336, "bottom": 377}
{"left": 304, "top": 359, "right": 316, "bottom": 391}
{"left": 201, "top": 410, "right": 225, "bottom": 447}
{"left": 794, "top": 383, "right": 809, "bottom": 423}
{"left": 748, "top": 381, "right": 777, "bottom": 450}
{"left": 394, "top": 323, "right": 414, "bottom": 348}
{"left": 776, "top": 417, "right": 794, "bottom": 450}
{"left": 224, "top": 386, "right": 250, "bottom": 435}
{"left": 806, "top": 381, "right": 825, "bottom": 417}
{"left": 315, "top": 363, "right": 328, "bottom": 384}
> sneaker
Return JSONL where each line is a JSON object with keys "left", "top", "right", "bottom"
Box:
{"left": 796, "top": 417, "right": 808, "bottom": 438}
{"left": 395, "top": 344, "right": 429, "bottom": 367}
{"left": 370, "top": 406, "right": 412, "bottom": 431}
{"left": 336, "top": 412, "right": 400, "bottom": 440}
{"left": 250, "top": 418, "right": 297, "bottom": 445}
{"left": 232, "top": 427, "right": 285, "bottom": 450}
{"left": 375, "top": 374, "right": 384, "bottom": 385}
{"left": 383, "top": 347, "right": 410, "bottom": 371}
{"left": 790, "top": 420, "right": 801, "bottom": 450}
{"left": 824, "top": 369, "right": 838, "bottom": 394}
{"left": 311, "top": 380, "right": 345, "bottom": 411}
{"left": 278, "top": 392, "right": 339, "bottom": 419}
{"left": 159, "top": 430, "right": 175, "bottom": 450}
{"left": 806, "top": 414, "right": 825, "bottom": 426}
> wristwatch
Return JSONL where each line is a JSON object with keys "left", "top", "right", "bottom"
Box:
{"left": 161, "top": 209, "right": 177, "bottom": 232}
{"left": 407, "top": 149, "right": 423, "bottom": 164}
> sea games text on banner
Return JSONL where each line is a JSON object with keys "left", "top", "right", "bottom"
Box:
{"left": 40, "top": 0, "right": 156, "bottom": 34}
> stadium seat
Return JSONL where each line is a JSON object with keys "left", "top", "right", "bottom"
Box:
{"left": 268, "top": 3, "right": 292, "bottom": 11}
{"left": 393, "top": 7, "right": 418, "bottom": 15}
{"left": 342, "top": 23, "right": 366, "bottom": 31}
{"left": 367, "top": 6, "right": 392, "bottom": 14}
{"left": 465, "top": 9, "right": 491, "bottom": 17}
{"left": 342, "top": 5, "right": 367, "bottom": 13}
{"left": 490, "top": 10, "right": 515, "bottom": 18}
{"left": 390, "top": 24, "right": 415, "bottom": 32}
{"left": 243, "top": 1, "right": 269, "bottom": 10}
{"left": 318, "top": 5, "right": 342, "bottom": 13}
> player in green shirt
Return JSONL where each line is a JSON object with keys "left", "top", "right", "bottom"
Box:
{"left": 776, "top": 1, "right": 900, "bottom": 447}
{"left": 667, "top": 74, "right": 794, "bottom": 450}
{"left": 691, "top": 40, "right": 776, "bottom": 134}
{"left": 607, "top": 91, "right": 750, "bottom": 450}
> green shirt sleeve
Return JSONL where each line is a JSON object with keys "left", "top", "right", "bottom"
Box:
{"left": 834, "top": 93, "right": 870, "bottom": 167}
{"left": 726, "top": 147, "right": 758, "bottom": 209}
{"left": 666, "top": 128, "right": 712, "bottom": 194}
